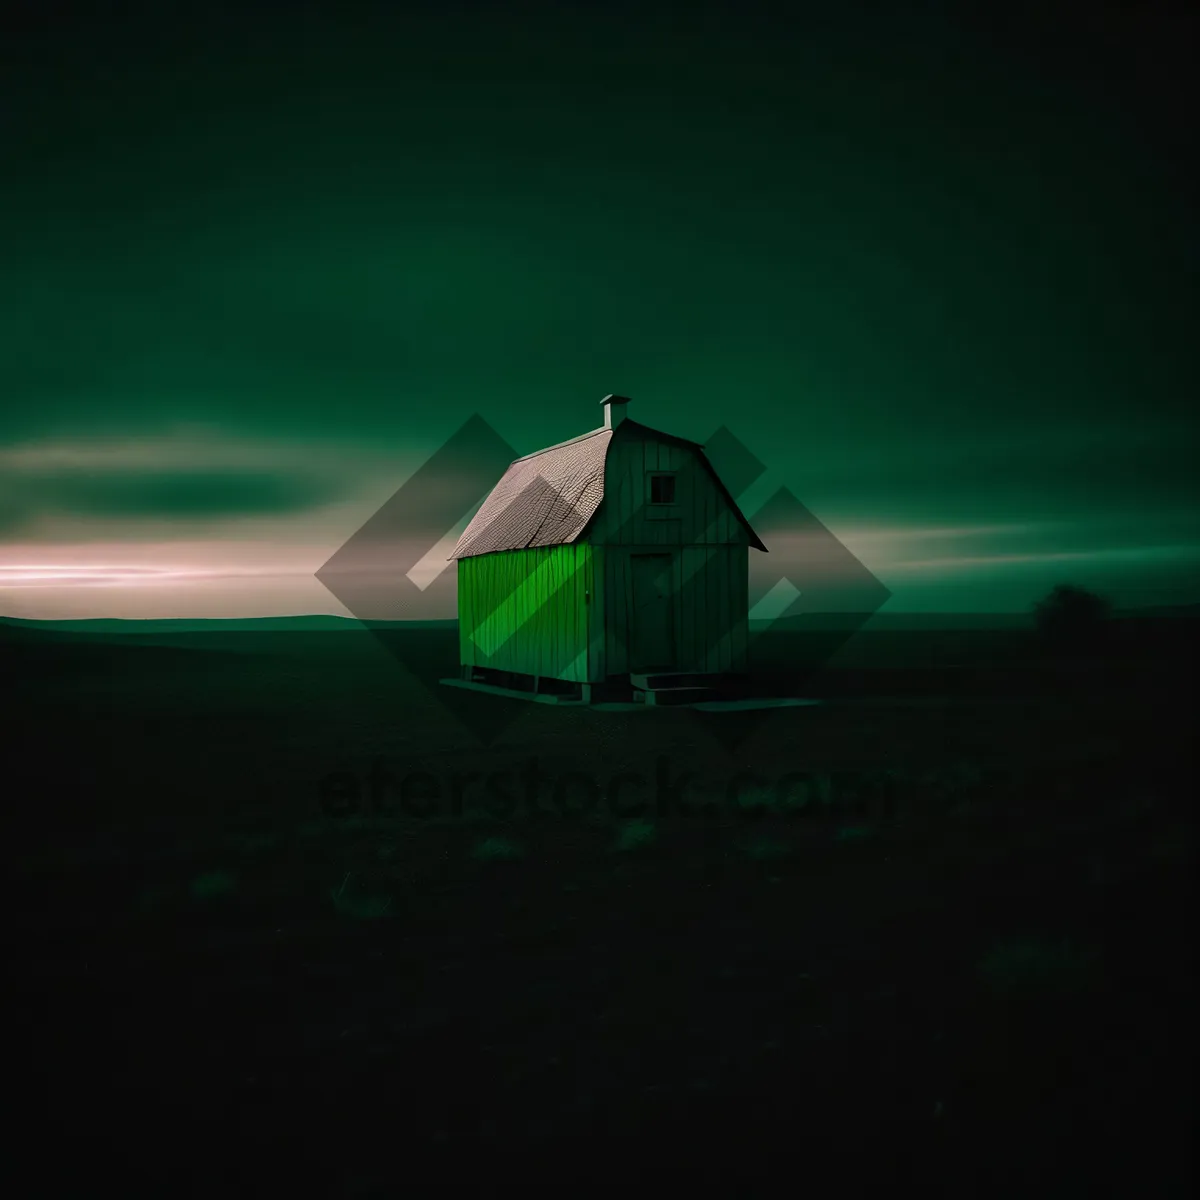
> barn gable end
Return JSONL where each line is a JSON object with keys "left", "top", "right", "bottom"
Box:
{"left": 584, "top": 420, "right": 759, "bottom": 549}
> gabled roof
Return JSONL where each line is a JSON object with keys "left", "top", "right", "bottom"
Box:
{"left": 450, "top": 427, "right": 612, "bottom": 559}
{"left": 450, "top": 419, "right": 766, "bottom": 559}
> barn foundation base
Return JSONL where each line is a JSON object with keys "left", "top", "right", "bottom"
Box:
{"left": 442, "top": 671, "right": 819, "bottom": 711}
{"left": 629, "top": 670, "right": 738, "bottom": 706}
{"left": 444, "top": 667, "right": 770, "bottom": 707}
{"left": 440, "top": 678, "right": 592, "bottom": 705}
{"left": 443, "top": 667, "right": 600, "bottom": 705}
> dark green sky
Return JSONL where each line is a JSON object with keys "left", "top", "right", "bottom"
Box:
{"left": 2, "top": 0, "right": 1196, "bottom": 616}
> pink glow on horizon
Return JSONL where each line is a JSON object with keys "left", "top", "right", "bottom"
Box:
{"left": 0, "top": 564, "right": 315, "bottom": 587}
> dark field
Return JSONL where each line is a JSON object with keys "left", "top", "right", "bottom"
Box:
{"left": 6, "top": 616, "right": 1196, "bottom": 1195}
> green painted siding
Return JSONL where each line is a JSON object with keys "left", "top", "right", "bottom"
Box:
{"left": 457, "top": 543, "right": 600, "bottom": 682}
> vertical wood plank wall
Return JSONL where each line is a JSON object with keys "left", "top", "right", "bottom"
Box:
{"left": 603, "top": 543, "right": 749, "bottom": 676}
{"left": 458, "top": 543, "right": 595, "bottom": 681}
{"left": 591, "top": 432, "right": 746, "bottom": 546}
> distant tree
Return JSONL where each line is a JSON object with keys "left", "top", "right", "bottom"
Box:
{"left": 1033, "top": 583, "right": 1112, "bottom": 653}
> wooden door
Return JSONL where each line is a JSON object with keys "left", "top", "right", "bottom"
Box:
{"left": 630, "top": 553, "right": 675, "bottom": 671}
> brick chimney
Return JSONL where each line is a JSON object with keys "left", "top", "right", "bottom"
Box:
{"left": 600, "top": 394, "right": 631, "bottom": 429}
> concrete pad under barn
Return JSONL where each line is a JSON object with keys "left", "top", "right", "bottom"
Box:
{"left": 439, "top": 676, "right": 821, "bottom": 712}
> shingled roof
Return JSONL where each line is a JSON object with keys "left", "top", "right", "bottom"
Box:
{"left": 450, "top": 427, "right": 613, "bottom": 560}
{"left": 450, "top": 420, "right": 766, "bottom": 560}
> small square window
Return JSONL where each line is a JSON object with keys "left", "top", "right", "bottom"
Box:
{"left": 649, "top": 474, "right": 676, "bottom": 504}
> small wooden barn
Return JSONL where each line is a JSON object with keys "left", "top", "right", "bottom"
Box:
{"left": 449, "top": 395, "right": 767, "bottom": 702}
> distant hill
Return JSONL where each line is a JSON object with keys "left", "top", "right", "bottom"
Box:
{"left": 0, "top": 615, "right": 456, "bottom": 636}
{"left": 1115, "top": 602, "right": 1200, "bottom": 619}
{"left": 755, "top": 603, "right": 1200, "bottom": 633}
{"left": 2, "top": 602, "right": 1195, "bottom": 640}
{"left": 754, "top": 612, "right": 1034, "bottom": 633}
